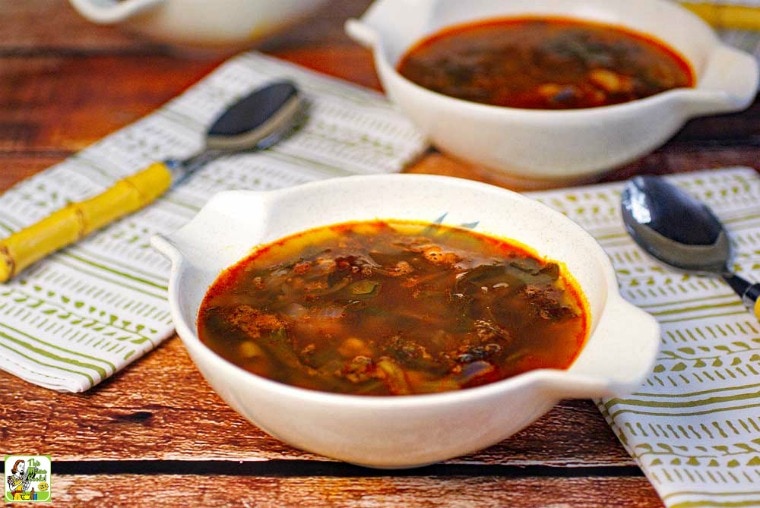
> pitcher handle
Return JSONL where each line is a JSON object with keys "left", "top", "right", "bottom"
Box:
{"left": 68, "top": 0, "right": 165, "bottom": 24}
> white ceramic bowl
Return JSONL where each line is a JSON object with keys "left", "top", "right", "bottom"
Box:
{"left": 346, "top": 0, "right": 758, "bottom": 188}
{"left": 69, "top": 0, "right": 328, "bottom": 52}
{"left": 152, "top": 174, "right": 660, "bottom": 468}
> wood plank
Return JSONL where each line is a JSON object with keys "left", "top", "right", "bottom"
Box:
{"left": 0, "top": 336, "right": 634, "bottom": 466}
{"left": 50, "top": 474, "right": 664, "bottom": 507}
{"left": 1, "top": 52, "right": 756, "bottom": 179}
{"left": 0, "top": 55, "right": 223, "bottom": 152}
{"left": 1, "top": 52, "right": 757, "bottom": 197}
{"left": 0, "top": 47, "right": 378, "bottom": 156}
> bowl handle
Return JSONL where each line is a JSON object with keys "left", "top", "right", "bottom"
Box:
{"left": 344, "top": 19, "right": 377, "bottom": 48}
{"left": 557, "top": 297, "right": 661, "bottom": 399}
{"left": 345, "top": 0, "right": 440, "bottom": 49}
{"left": 686, "top": 44, "right": 760, "bottom": 116}
{"left": 68, "top": 0, "right": 164, "bottom": 24}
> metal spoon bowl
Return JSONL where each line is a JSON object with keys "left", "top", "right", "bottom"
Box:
{"left": 621, "top": 175, "right": 760, "bottom": 318}
{"left": 171, "top": 80, "right": 302, "bottom": 181}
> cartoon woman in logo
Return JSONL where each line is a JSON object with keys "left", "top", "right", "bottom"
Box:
{"left": 7, "top": 459, "right": 30, "bottom": 499}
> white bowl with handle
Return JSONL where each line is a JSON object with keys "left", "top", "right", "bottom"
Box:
{"left": 151, "top": 174, "right": 660, "bottom": 468}
{"left": 346, "top": 0, "right": 758, "bottom": 188}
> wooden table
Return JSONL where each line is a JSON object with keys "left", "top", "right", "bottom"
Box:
{"left": 1, "top": 1, "right": 758, "bottom": 505}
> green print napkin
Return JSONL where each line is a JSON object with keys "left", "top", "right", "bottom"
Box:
{"left": 528, "top": 167, "right": 760, "bottom": 508}
{"left": 0, "top": 52, "right": 426, "bottom": 393}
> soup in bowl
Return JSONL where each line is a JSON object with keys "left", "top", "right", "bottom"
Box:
{"left": 152, "top": 174, "right": 659, "bottom": 468}
{"left": 198, "top": 219, "right": 590, "bottom": 396}
{"left": 346, "top": 0, "right": 758, "bottom": 188}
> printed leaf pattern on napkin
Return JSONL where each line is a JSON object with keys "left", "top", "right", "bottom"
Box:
{"left": 529, "top": 167, "right": 760, "bottom": 508}
{"left": 0, "top": 52, "right": 426, "bottom": 393}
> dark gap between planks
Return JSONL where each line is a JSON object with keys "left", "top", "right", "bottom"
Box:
{"left": 53, "top": 460, "right": 645, "bottom": 478}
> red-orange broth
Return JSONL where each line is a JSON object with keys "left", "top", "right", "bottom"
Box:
{"left": 397, "top": 16, "right": 695, "bottom": 109}
{"left": 197, "top": 220, "right": 589, "bottom": 396}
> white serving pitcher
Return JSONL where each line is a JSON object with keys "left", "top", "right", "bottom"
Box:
{"left": 69, "top": 0, "right": 328, "bottom": 52}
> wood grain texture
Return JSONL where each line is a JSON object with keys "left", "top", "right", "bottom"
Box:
{"left": 42, "top": 474, "right": 666, "bottom": 507}
{"left": 2, "top": 0, "right": 758, "bottom": 505}
{"left": 49, "top": 475, "right": 665, "bottom": 507}
{"left": 0, "top": 337, "right": 633, "bottom": 466}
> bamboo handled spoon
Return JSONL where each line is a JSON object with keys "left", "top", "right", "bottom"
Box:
{"left": 621, "top": 175, "right": 760, "bottom": 318}
{"left": 0, "top": 80, "right": 301, "bottom": 282}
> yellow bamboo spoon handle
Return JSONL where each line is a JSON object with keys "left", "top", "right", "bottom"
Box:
{"left": 681, "top": 2, "right": 760, "bottom": 31}
{"left": 0, "top": 162, "right": 172, "bottom": 282}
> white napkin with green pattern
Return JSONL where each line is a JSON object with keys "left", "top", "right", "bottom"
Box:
{"left": 0, "top": 52, "right": 426, "bottom": 392}
{"left": 529, "top": 167, "right": 760, "bottom": 508}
